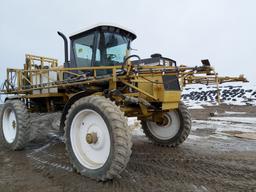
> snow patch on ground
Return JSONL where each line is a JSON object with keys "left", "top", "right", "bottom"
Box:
{"left": 132, "top": 128, "right": 145, "bottom": 136}
{"left": 188, "top": 105, "right": 204, "bottom": 109}
{"left": 128, "top": 117, "right": 145, "bottom": 136}
{"left": 192, "top": 116, "right": 256, "bottom": 140}
{"left": 210, "top": 117, "right": 256, "bottom": 125}
{"left": 182, "top": 83, "right": 256, "bottom": 107}
{"left": 188, "top": 135, "right": 208, "bottom": 140}
{"left": 224, "top": 111, "right": 247, "bottom": 115}
{"left": 128, "top": 115, "right": 256, "bottom": 140}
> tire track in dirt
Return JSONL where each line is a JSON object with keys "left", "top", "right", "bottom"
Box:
{"left": 23, "top": 136, "right": 256, "bottom": 192}
{"left": 128, "top": 142, "right": 256, "bottom": 192}
{"left": 26, "top": 140, "right": 73, "bottom": 173}
{"left": 0, "top": 112, "right": 251, "bottom": 192}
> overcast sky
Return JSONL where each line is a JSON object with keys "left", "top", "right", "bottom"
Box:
{"left": 1, "top": 0, "right": 255, "bottom": 85}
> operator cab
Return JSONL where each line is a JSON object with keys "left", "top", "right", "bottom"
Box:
{"left": 68, "top": 24, "right": 136, "bottom": 76}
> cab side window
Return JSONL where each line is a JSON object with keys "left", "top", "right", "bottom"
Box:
{"left": 73, "top": 34, "right": 94, "bottom": 67}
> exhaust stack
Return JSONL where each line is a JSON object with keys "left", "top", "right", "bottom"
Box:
{"left": 57, "top": 31, "right": 69, "bottom": 65}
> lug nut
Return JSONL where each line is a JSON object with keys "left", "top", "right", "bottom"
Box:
{"left": 12, "top": 120, "right": 16, "bottom": 129}
{"left": 86, "top": 132, "right": 98, "bottom": 144}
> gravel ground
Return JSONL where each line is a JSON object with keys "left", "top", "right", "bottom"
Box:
{"left": 0, "top": 104, "right": 256, "bottom": 192}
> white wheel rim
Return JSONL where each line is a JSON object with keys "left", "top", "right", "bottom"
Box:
{"left": 147, "top": 111, "right": 180, "bottom": 140}
{"left": 70, "top": 109, "right": 111, "bottom": 170}
{"left": 2, "top": 107, "right": 17, "bottom": 143}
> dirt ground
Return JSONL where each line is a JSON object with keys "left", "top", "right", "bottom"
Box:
{"left": 0, "top": 105, "right": 256, "bottom": 192}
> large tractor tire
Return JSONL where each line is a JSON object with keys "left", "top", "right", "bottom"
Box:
{"left": 142, "top": 102, "right": 191, "bottom": 147}
{"left": 0, "top": 100, "right": 30, "bottom": 150}
{"left": 64, "top": 96, "right": 132, "bottom": 181}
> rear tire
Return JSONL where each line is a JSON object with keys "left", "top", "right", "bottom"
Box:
{"left": 142, "top": 102, "right": 191, "bottom": 147}
{"left": 0, "top": 100, "right": 30, "bottom": 150}
{"left": 64, "top": 96, "right": 132, "bottom": 181}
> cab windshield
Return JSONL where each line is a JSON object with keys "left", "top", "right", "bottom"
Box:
{"left": 72, "top": 31, "right": 130, "bottom": 75}
{"left": 95, "top": 32, "right": 130, "bottom": 66}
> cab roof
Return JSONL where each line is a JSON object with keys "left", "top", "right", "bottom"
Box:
{"left": 69, "top": 23, "right": 137, "bottom": 40}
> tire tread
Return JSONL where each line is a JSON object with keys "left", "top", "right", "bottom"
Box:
{"left": 142, "top": 102, "right": 191, "bottom": 147}
{"left": 64, "top": 96, "right": 132, "bottom": 181}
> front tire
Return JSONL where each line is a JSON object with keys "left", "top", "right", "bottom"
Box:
{"left": 0, "top": 100, "right": 30, "bottom": 150}
{"left": 64, "top": 96, "right": 132, "bottom": 181}
{"left": 142, "top": 102, "right": 191, "bottom": 147}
